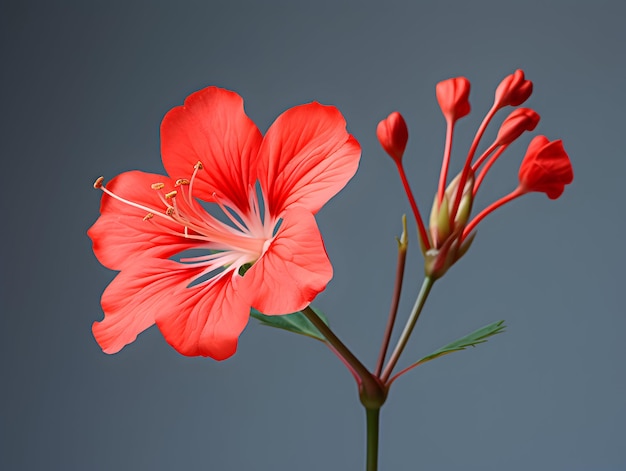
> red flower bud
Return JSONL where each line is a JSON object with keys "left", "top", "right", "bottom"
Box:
{"left": 377, "top": 111, "right": 409, "bottom": 162}
{"left": 494, "top": 69, "right": 533, "bottom": 109}
{"left": 518, "top": 135, "right": 573, "bottom": 199}
{"left": 436, "top": 77, "right": 471, "bottom": 122}
{"left": 495, "top": 108, "right": 540, "bottom": 146}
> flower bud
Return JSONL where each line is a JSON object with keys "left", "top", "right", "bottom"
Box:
{"left": 424, "top": 229, "right": 476, "bottom": 280}
{"left": 428, "top": 171, "right": 474, "bottom": 248}
{"left": 494, "top": 69, "right": 533, "bottom": 109}
{"left": 436, "top": 77, "right": 471, "bottom": 122}
{"left": 377, "top": 111, "right": 409, "bottom": 163}
{"left": 518, "top": 135, "right": 573, "bottom": 199}
{"left": 495, "top": 108, "right": 540, "bottom": 146}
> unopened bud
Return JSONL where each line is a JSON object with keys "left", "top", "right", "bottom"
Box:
{"left": 428, "top": 172, "right": 474, "bottom": 248}
{"left": 377, "top": 111, "right": 409, "bottom": 163}
{"left": 495, "top": 108, "right": 540, "bottom": 146}
{"left": 436, "top": 77, "right": 471, "bottom": 122}
{"left": 494, "top": 69, "right": 533, "bottom": 109}
{"left": 429, "top": 194, "right": 451, "bottom": 247}
{"left": 444, "top": 171, "right": 474, "bottom": 228}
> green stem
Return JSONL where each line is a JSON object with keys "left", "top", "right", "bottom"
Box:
{"left": 365, "top": 407, "right": 380, "bottom": 471}
{"left": 380, "top": 276, "right": 435, "bottom": 383}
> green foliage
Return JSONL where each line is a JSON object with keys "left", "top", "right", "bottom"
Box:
{"left": 416, "top": 320, "right": 506, "bottom": 366}
{"left": 250, "top": 307, "right": 329, "bottom": 342}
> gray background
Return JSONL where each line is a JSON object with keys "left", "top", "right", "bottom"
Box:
{"left": 1, "top": 1, "right": 624, "bottom": 470}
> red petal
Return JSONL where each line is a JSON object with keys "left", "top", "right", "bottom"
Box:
{"left": 518, "top": 136, "right": 573, "bottom": 199}
{"left": 257, "top": 103, "right": 361, "bottom": 217}
{"left": 156, "top": 273, "right": 249, "bottom": 359}
{"left": 93, "top": 259, "right": 202, "bottom": 354}
{"left": 240, "top": 207, "right": 333, "bottom": 314}
{"left": 88, "top": 171, "right": 195, "bottom": 270}
{"left": 160, "top": 87, "right": 262, "bottom": 213}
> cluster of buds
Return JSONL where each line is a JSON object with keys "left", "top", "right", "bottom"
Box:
{"left": 377, "top": 70, "right": 573, "bottom": 279}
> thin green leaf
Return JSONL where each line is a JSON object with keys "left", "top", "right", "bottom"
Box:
{"left": 250, "top": 307, "right": 329, "bottom": 342}
{"left": 417, "top": 320, "right": 506, "bottom": 365}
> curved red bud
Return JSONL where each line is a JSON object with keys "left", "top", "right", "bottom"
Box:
{"left": 494, "top": 69, "right": 533, "bottom": 109}
{"left": 518, "top": 135, "right": 573, "bottom": 199}
{"left": 436, "top": 77, "right": 471, "bottom": 122}
{"left": 495, "top": 108, "right": 540, "bottom": 146}
{"left": 377, "top": 111, "right": 409, "bottom": 163}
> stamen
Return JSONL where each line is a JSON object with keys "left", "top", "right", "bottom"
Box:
{"left": 165, "top": 190, "right": 178, "bottom": 199}
{"left": 181, "top": 161, "right": 217, "bottom": 224}
{"left": 93, "top": 176, "right": 104, "bottom": 189}
{"left": 175, "top": 179, "right": 190, "bottom": 186}
{"left": 97, "top": 182, "right": 174, "bottom": 223}
{"left": 213, "top": 192, "right": 250, "bottom": 234}
{"left": 151, "top": 182, "right": 165, "bottom": 190}
{"left": 166, "top": 207, "right": 175, "bottom": 216}
{"left": 143, "top": 213, "right": 154, "bottom": 221}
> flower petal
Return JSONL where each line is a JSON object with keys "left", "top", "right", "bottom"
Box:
{"left": 160, "top": 87, "right": 263, "bottom": 212}
{"left": 257, "top": 102, "right": 361, "bottom": 217}
{"left": 88, "top": 171, "right": 196, "bottom": 270}
{"left": 156, "top": 273, "right": 250, "bottom": 359}
{"left": 518, "top": 136, "right": 573, "bottom": 199}
{"left": 93, "top": 259, "right": 202, "bottom": 354}
{"left": 240, "top": 207, "right": 333, "bottom": 314}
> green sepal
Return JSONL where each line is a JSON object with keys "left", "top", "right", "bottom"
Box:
{"left": 250, "top": 307, "right": 329, "bottom": 342}
{"left": 415, "top": 320, "right": 506, "bottom": 366}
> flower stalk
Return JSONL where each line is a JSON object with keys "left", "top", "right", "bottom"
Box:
{"left": 301, "top": 306, "right": 386, "bottom": 409}
{"left": 375, "top": 215, "right": 409, "bottom": 377}
{"left": 380, "top": 276, "right": 435, "bottom": 384}
{"left": 366, "top": 407, "right": 380, "bottom": 471}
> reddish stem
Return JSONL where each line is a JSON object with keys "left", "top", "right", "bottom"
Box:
{"left": 471, "top": 141, "right": 500, "bottom": 173}
{"left": 437, "top": 119, "right": 455, "bottom": 205}
{"left": 396, "top": 162, "right": 431, "bottom": 251}
{"left": 374, "top": 218, "right": 408, "bottom": 377}
{"left": 450, "top": 104, "right": 498, "bottom": 225}
{"left": 473, "top": 145, "right": 507, "bottom": 195}
{"left": 462, "top": 187, "right": 524, "bottom": 239}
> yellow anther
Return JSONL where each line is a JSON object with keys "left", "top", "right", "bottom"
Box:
{"left": 166, "top": 207, "right": 175, "bottom": 216}
{"left": 165, "top": 190, "right": 178, "bottom": 199}
{"left": 93, "top": 176, "right": 104, "bottom": 189}
{"left": 175, "top": 179, "right": 190, "bottom": 186}
{"left": 151, "top": 182, "right": 165, "bottom": 190}
{"left": 143, "top": 213, "right": 154, "bottom": 221}
{"left": 194, "top": 161, "right": 204, "bottom": 170}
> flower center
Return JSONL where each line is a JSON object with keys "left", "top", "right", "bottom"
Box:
{"left": 94, "top": 162, "right": 276, "bottom": 284}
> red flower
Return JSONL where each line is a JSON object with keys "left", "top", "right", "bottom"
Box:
{"left": 436, "top": 77, "right": 471, "bottom": 123}
{"left": 377, "top": 111, "right": 409, "bottom": 163}
{"left": 518, "top": 135, "right": 573, "bottom": 199}
{"left": 89, "top": 87, "right": 361, "bottom": 359}
{"left": 494, "top": 69, "right": 533, "bottom": 109}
